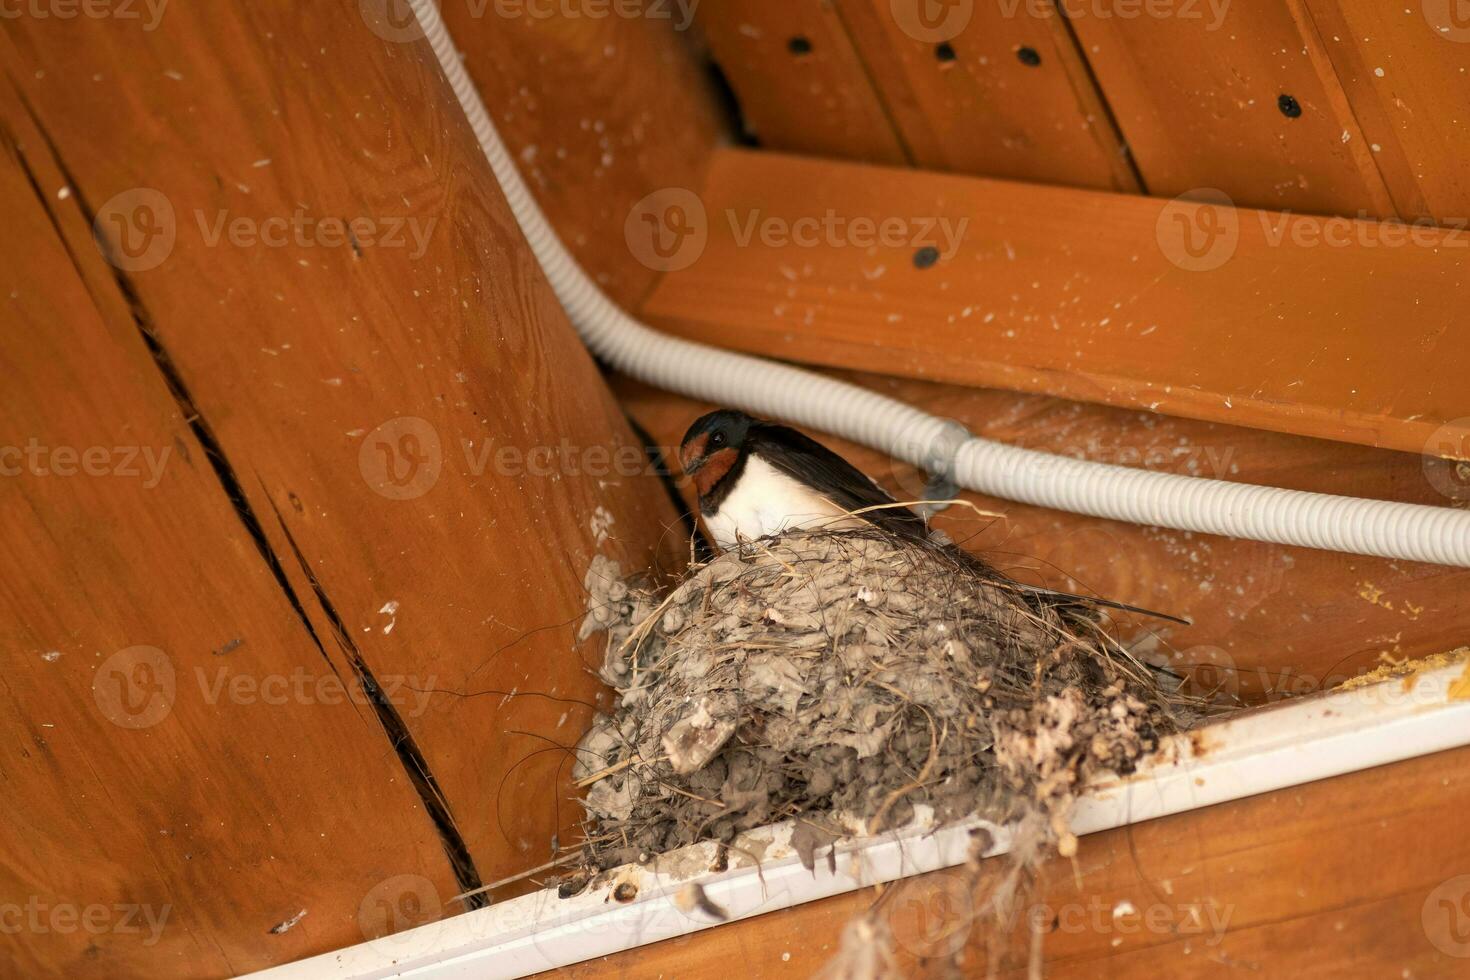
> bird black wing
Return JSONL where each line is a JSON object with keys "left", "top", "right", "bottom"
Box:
{"left": 751, "top": 422, "right": 1188, "bottom": 626}
{"left": 750, "top": 422, "right": 928, "bottom": 539}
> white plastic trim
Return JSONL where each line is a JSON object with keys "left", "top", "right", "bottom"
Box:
{"left": 248, "top": 660, "right": 1470, "bottom": 979}
{"left": 404, "top": 0, "right": 1470, "bottom": 567}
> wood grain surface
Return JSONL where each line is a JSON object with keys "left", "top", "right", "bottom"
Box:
{"left": 1063, "top": 1, "right": 1396, "bottom": 217}
{"left": 443, "top": 0, "right": 725, "bottom": 309}
{"left": 1303, "top": 0, "right": 1470, "bottom": 223}
{"left": 0, "top": 74, "right": 460, "bottom": 978}
{"left": 642, "top": 148, "right": 1470, "bottom": 458}
{"left": 1, "top": 2, "right": 685, "bottom": 973}
{"left": 835, "top": 0, "right": 1140, "bottom": 190}
{"left": 695, "top": 0, "right": 909, "bottom": 165}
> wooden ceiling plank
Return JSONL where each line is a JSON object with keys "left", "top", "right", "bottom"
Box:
{"left": 1303, "top": 0, "right": 1470, "bottom": 223}
{"left": 441, "top": 4, "right": 725, "bottom": 310}
{"left": 834, "top": 0, "right": 1140, "bottom": 191}
{"left": 642, "top": 148, "right": 1470, "bottom": 457}
{"left": 1065, "top": 3, "right": 1396, "bottom": 217}
{"left": 0, "top": 74, "right": 459, "bottom": 978}
{"left": 3, "top": 0, "right": 686, "bottom": 914}
{"left": 694, "top": 0, "right": 910, "bottom": 164}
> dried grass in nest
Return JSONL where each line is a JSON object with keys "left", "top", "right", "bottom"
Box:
{"left": 574, "top": 528, "right": 1182, "bottom": 883}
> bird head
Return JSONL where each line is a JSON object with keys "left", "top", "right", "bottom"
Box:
{"left": 679, "top": 409, "right": 753, "bottom": 497}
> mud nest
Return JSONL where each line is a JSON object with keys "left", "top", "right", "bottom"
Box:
{"left": 574, "top": 529, "right": 1179, "bottom": 870}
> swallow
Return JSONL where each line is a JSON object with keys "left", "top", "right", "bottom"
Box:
{"left": 678, "top": 409, "right": 1189, "bottom": 626}
{"left": 678, "top": 409, "right": 925, "bottom": 553}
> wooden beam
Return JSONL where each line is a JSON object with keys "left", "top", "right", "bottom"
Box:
{"left": 550, "top": 743, "right": 1470, "bottom": 977}
{"left": 641, "top": 148, "right": 1470, "bottom": 457}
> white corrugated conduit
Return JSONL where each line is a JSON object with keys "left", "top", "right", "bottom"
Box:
{"left": 410, "top": 0, "right": 1470, "bottom": 567}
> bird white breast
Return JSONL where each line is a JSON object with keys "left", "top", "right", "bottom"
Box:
{"left": 703, "top": 454, "right": 858, "bottom": 551}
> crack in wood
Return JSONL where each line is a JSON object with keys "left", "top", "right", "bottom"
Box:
{"left": 11, "top": 95, "right": 486, "bottom": 908}
{"left": 267, "top": 498, "right": 486, "bottom": 905}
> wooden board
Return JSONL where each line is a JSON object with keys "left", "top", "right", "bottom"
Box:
{"left": 0, "top": 78, "right": 459, "bottom": 977}
{"left": 1064, "top": 2, "right": 1396, "bottom": 217}
{"left": 552, "top": 743, "right": 1470, "bottom": 977}
{"left": 1303, "top": 0, "right": 1470, "bottom": 222}
{"left": 642, "top": 148, "right": 1470, "bottom": 458}
{"left": 834, "top": 0, "right": 1140, "bottom": 191}
{"left": 694, "top": 0, "right": 909, "bottom": 164}
{"left": 442, "top": 4, "right": 725, "bottom": 309}
{"left": 2, "top": 1, "right": 686, "bottom": 969}
{"left": 618, "top": 372, "right": 1470, "bottom": 706}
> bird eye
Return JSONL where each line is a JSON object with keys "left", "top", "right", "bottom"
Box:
{"left": 711, "top": 432, "right": 725, "bottom": 446}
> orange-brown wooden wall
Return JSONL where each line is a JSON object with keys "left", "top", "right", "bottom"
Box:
{"left": 695, "top": 1, "right": 1470, "bottom": 221}
{"left": 0, "top": 4, "right": 688, "bottom": 975}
